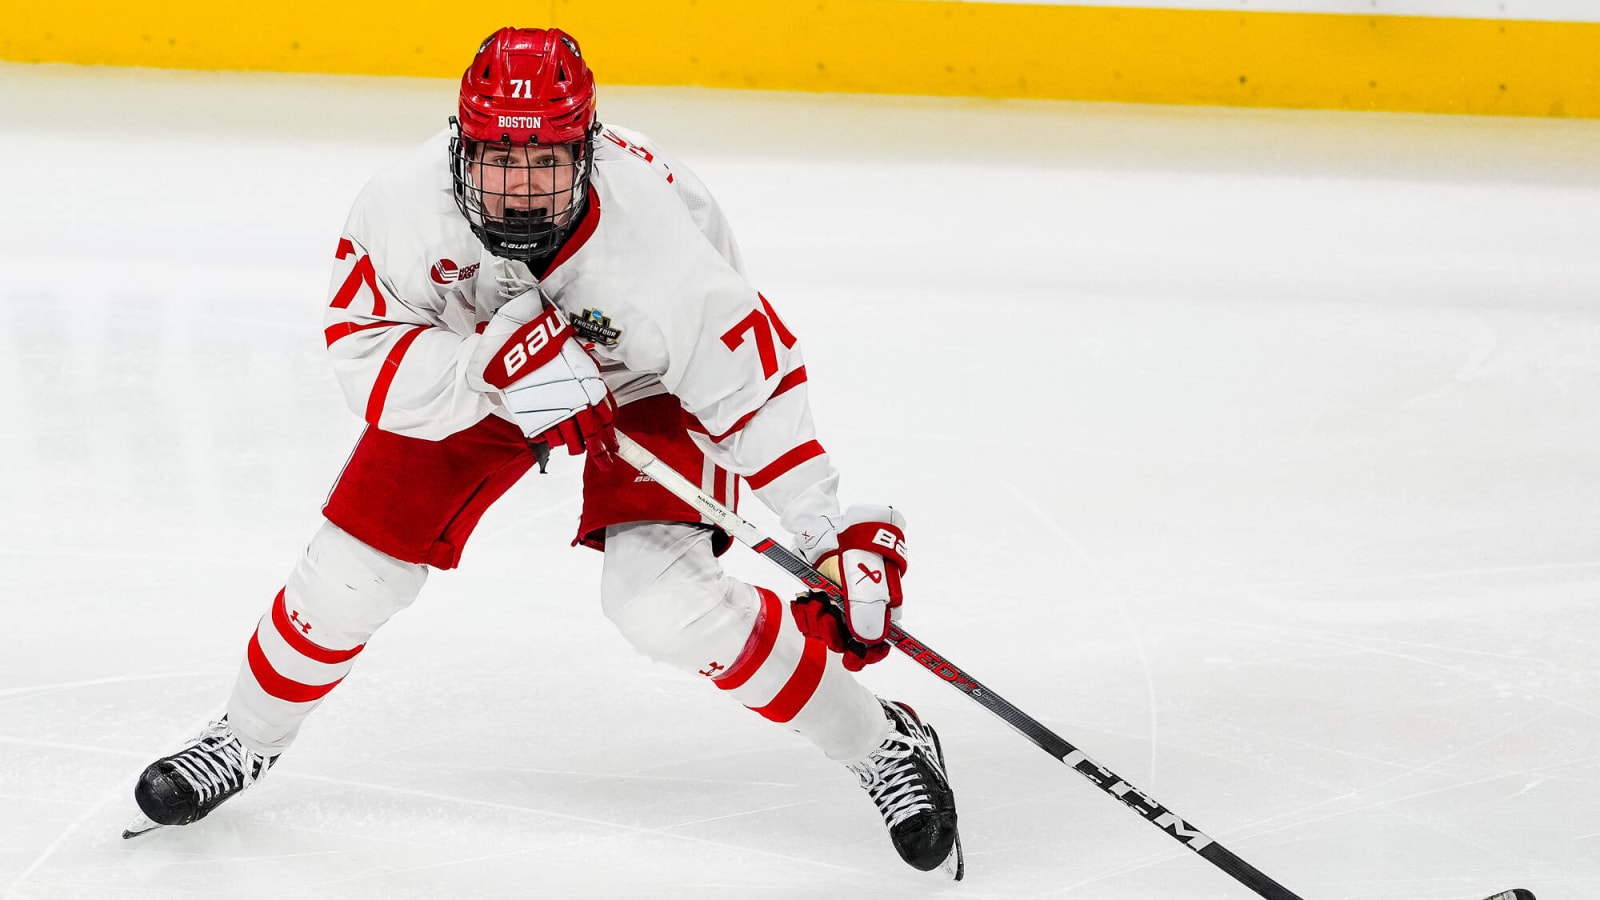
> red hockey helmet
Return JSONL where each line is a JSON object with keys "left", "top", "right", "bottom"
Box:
{"left": 456, "top": 27, "right": 597, "bottom": 144}
{"left": 450, "top": 28, "right": 600, "bottom": 262}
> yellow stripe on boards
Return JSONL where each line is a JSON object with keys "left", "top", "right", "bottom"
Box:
{"left": 3, "top": 0, "right": 1598, "bottom": 117}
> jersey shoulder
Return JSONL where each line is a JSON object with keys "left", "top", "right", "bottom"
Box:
{"left": 341, "top": 130, "right": 483, "bottom": 310}
{"left": 591, "top": 123, "right": 743, "bottom": 270}
{"left": 347, "top": 129, "right": 457, "bottom": 235}
{"left": 546, "top": 130, "right": 761, "bottom": 385}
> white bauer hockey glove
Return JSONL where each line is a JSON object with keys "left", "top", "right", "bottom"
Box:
{"left": 469, "top": 290, "right": 617, "bottom": 465}
{"left": 791, "top": 505, "right": 908, "bottom": 672}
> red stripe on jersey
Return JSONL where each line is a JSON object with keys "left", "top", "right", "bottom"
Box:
{"left": 270, "top": 589, "right": 364, "bottom": 665}
{"left": 714, "top": 587, "right": 783, "bottom": 692}
{"left": 246, "top": 632, "right": 343, "bottom": 703}
{"left": 701, "top": 366, "right": 810, "bottom": 444}
{"left": 324, "top": 320, "right": 394, "bottom": 348}
{"left": 541, "top": 185, "right": 602, "bottom": 276}
{"left": 364, "top": 325, "right": 428, "bottom": 426}
{"left": 701, "top": 415, "right": 749, "bottom": 443}
{"left": 745, "top": 440, "right": 825, "bottom": 490}
{"left": 751, "top": 637, "right": 828, "bottom": 724}
{"left": 772, "top": 365, "right": 808, "bottom": 396}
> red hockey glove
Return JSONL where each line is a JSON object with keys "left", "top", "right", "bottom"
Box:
{"left": 469, "top": 290, "right": 617, "bottom": 468}
{"left": 790, "top": 505, "right": 908, "bottom": 671}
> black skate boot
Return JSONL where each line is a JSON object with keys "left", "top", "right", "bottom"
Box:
{"left": 848, "top": 699, "right": 963, "bottom": 880}
{"left": 131, "top": 717, "right": 278, "bottom": 831}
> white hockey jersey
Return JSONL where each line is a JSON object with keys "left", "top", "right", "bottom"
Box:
{"left": 322, "top": 124, "right": 840, "bottom": 536}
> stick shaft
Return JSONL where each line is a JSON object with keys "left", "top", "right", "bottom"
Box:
{"left": 613, "top": 431, "right": 1304, "bottom": 899}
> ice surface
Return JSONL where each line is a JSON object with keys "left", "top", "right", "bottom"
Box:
{"left": 1, "top": 62, "right": 1597, "bottom": 899}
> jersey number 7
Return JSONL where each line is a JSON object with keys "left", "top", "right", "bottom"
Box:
{"left": 720, "top": 294, "right": 796, "bottom": 380}
{"left": 330, "top": 238, "right": 387, "bottom": 317}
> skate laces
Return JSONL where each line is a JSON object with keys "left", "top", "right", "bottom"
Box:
{"left": 850, "top": 708, "right": 942, "bottom": 830}
{"left": 164, "top": 721, "right": 275, "bottom": 804}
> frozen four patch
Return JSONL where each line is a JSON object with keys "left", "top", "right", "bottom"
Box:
{"left": 571, "top": 308, "right": 622, "bottom": 346}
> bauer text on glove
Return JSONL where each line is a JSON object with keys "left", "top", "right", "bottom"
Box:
{"left": 469, "top": 291, "right": 618, "bottom": 461}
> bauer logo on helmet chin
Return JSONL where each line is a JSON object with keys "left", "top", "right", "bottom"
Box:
{"left": 498, "top": 115, "right": 543, "bottom": 130}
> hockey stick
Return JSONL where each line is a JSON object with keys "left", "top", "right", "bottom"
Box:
{"left": 613, "top": 430, "right": 1533, "bottom": 900}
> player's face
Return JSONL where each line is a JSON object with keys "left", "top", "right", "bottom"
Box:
{"left": 469, "top": 143, "right": 580, "bottom": 225}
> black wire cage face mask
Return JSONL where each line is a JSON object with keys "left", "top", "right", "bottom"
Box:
{"left": 449, "top": 119, "right": 595, "bottom": 263}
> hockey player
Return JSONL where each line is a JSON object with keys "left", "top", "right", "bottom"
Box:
{"left": 129, "top": 27, "right": 962, "bottom": 878}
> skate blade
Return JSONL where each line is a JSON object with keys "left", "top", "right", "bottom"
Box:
{"left": 1481, "top": 892, "right": 1536, "bottom": 900}
{"left": 121, "top": 811, "right": 166, "bottom": 839}
{"left": 935, "top": 834, "right": 965, "bottom": 882}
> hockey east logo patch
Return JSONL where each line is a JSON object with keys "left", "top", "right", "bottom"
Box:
{"left": 571, "top": 308, "right": 622, "bottom": 346}
{"left": 429, "top": 258, "right": 480, "bottom": 285}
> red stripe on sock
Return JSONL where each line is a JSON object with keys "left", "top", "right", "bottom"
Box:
{"left": 270, "top": 589, "right": 364, "bottom": 664}
{"left": 714, "top": 587, "right": 783, "bottom": 692}
{"left": 247, "top": 632, "right": 344, "bottom": 704}
{"left": 751, "top": 637, "right": 828, "bottom": 724}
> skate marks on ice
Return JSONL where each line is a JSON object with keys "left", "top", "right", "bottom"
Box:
{"left": 997, "top": 475, "right": 1164, "bottom": 789}
{"left": 5, "top": 761, "right": 128, "bottom": 900}
{"left": 102, "top": 760, "right": 908, "bottom": 891}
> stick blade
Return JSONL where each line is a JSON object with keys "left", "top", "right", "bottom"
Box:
{"left": 1480, "top": 890, "right": 1536, "bottom": 900}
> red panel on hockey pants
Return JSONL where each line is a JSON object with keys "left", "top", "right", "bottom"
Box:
{"left": 576, "top": 393, "right": 734, "bottom": 554}
{"left": 322, "top": 414, "right": 539, "bottom": 570}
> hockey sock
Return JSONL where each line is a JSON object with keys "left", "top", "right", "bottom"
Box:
{"left": 710, "top": 585, "right": 890, "bottom": 763}
{"left": 602, "top": 522, "right": 888, "bottom": 762}
{"left": 227, "top": 522, "right": 426, "bottom": 754}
